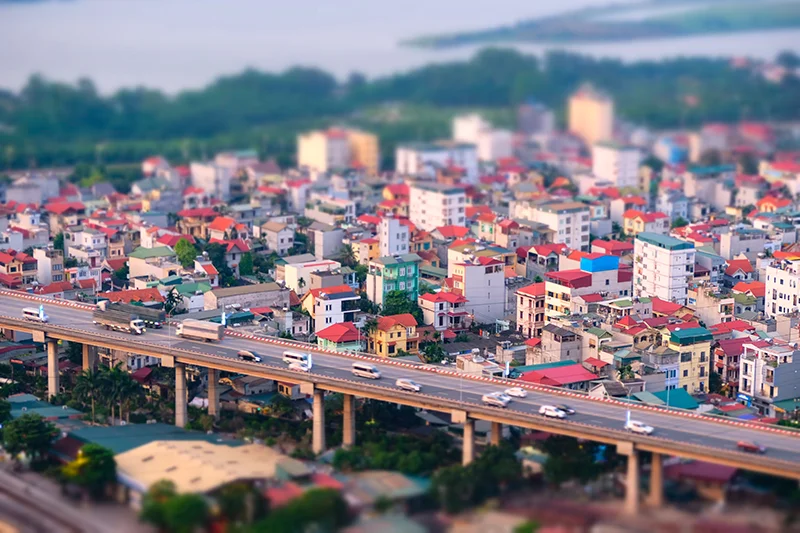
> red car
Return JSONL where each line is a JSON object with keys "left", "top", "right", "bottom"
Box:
{"left": 737, "top": 440, "right": 766, "bottom": 454}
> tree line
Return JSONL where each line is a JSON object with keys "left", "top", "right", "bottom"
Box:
{"left": 2, "top": 49, "right": 798, "bottom": 170}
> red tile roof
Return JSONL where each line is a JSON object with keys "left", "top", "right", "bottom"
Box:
{"left": 466, "top": 205, "right": 492, "bottom": 219}
{"left": 316, "top": 322, "right": 359, "bottom": 343}
{"left": 377, "top": 313, "right": 417, "bottom": 331}
{"left": 182, "top": 186, "right": 205, "bottom": 196}
{"left": 35, "top": 281, "right": 73, "bottom": 294}
{"left": 305, "top": 285, "right": 355, "bottom": 300}
{"left": 623, "top": 209, "right": 668, "bottom": 223}
{"left": 725, "top": 259, "right": 753, "bottom": 276}
{"left": 591, "top": 239, "right": 633, "bottom": 253}
{"left": 618, "top": 195, "right": 648, "bottom": 207}
{"left": 546, "top": 269, "right": 592, "bottom": 288}
{"left": 177, "top": 207, "right": 217, "bottom": 218}
{"left": 519, "top": 364, "right": 598, "bottom": 386}
{"left": 529, "top": 243, "right": 568, "bottom": 256}
{"left": 419, "top": 291, "right": 467, "bottom": 304}
{"left": 208, "top": 216, "right": 236, "bottom": 232}
{"left": 44, "top": 201, "right": 85, "bottom": 215}
{"left": 157, "top": 233, "right": 196, "bottom": 247}
{"left": 732, "top": 281, "right": 765, "bottom": 298}
{"left": 356, "top": 214, "right": 381, "bottom": 226}
{"left": 757, "top": 195, "right": 792, "bottom": 210}
{"left": 583, "top": 357, "right": 610, "bottom": 368}
{"left": 201, "top": 263, "right": 219, "bottom": 276}
{"left": 384, "top": 183, "right": 409, "bottom": 197}
{"left": 209, "top": 238, "right": 251, "bottom": 253}
{"left": 651, "top": 297, "right": 684, "bottom": 316}
{"left": 517, "top": 282, "right": 545, "bottom": 297}
{"left": 435, "top": 225, "right": 470, "bottom": 239}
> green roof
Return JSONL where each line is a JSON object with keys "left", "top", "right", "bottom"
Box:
{"left": 610, "top": 299, "right": 633, "bottom": 308}
{"left": 632, "top": 391, "right": 665, "bottom": 406}
{"left": 8, "top": 394, "right": 83, "bottom": 420}
{"left": 733, "top": 293, "right": 757, "bottom": 305}
{"left": 686, "top": 164, "right": 736, "bottom": 175}
{"left": 159, "top": 275, "right": 183, "bottom": 285}
{"left": 174, "top": 282, "right": 212, "bottom": 295}
{"left": 772, "top": 397, "right": 800, "bottom": 414}
{"left": 372, "top": 254, "right": 422, "bottom": 266}
{"left": 586, "top": 327, "right": 612, "bottom": 338}
{"left": 638, "top": 297, "right": 651, "bottom": 303}
{"left": 129, "top": 246, "right": 176, "bottom": 259}
{"left": 512, "top": 360, "right": 578, "bottom": 374}
{"left": 420, "top": 265, "right": 447, "bottom": 278}
{"left": 653, "top": 388, "right": 699, "bottom": 410}
{"left": 636, "top": 232, "right": 694, "bottom": 251}
{"left": 69, "top": 423, "right": 243, "bottom": 455}
{"left": 669, "top": 327, "right": 712, "bottom": 345}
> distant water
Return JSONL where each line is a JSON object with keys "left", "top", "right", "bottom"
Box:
{"left": 1, "top": 0, "right": 799, "bottom": 94}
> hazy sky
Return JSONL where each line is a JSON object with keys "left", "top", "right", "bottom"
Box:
{"left": 1, "top": 0, "right": 798, "bottom": 93}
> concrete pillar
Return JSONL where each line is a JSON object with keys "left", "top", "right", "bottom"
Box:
{"left": 649, "top": 453, "right": 664, "bottom": 507}
{"left": 312, "top": 389, "right": 326, "bottom": 455}
{"left": 46, "top": 340, "right": 59, "bottom": 400}
{"left": 207, "top": 368, "right": 219, "bottom": 419}
{"left": 175, "top": 363, "right": 187, "bottom": 428}
{"left": 342, "top": 393, "right": 356, "bottom": 449}
{"left": 490, "top": 422, "right": 502, "bottom": 446}
{"left": 625, "top": 450, "right": 640, "bottom": 516}
{"left": 462, "top": 419, "right": 475, "bottom": 466}
{"left": 81, "top": 344, "right": 96, "bottom": 371}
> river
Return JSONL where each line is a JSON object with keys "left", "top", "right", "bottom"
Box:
{"left": 1, "top": 0, "right": 798, "bottom": 93}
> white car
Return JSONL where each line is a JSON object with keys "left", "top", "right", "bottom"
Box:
{"left": 538, "top": 405, "right": 566, "bottom": 419}
{"left": 288, "top": 362, "right": 310, "bottom": 373}
{"left": 396, "top": 378, "right": 422, "bottom": 392}
{"left": 482, "top": 392, "right": 510, "bottom": 408}
{"left": 504, "top": 387, "right": 528, "bottom": 398}
{"left": 624, "top": 420, "right": 654, "bottom": 435}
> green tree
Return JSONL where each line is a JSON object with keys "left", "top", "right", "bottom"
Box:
{"left": 617, "top": 364, "right": 635, "bottom": 380}
{"left": 114, "top": 263, "right": 129, "bottom": 283}
{"left": 61, "top": 444, "right": 116, "bottom": 500}
{"left": 354, "top": 264, "right": 368, "bottom": 286}
{"left": 163, "top": 493, "right": 209, "bottom": 533}
{"left": 709, "top": 370, "right": 723, "bottom": 395}
{"left": 255, "top": 488, "right": 349, "bottom": 533}
{"left": 174, "top": 238, "right": 198, "bottom": 269}
{"left": 514, "top": 521, "right": 540, "bottom": 533}
{"left": 0, "top": 399, "right": 11, "bottom": 424}
{"left": 140, "top": 480, "right": 177, "bottom": 529}
{"left": 163, "top": 287, "right": 182, "bottom": 316}
{"left": 2, "top": 413, "right": 59, "bottom": 459}
{"left": 382, "top": 290, "right": 423, "bottom": 323}
{"left": 205, "top": 242, "right": 235, "bottom": 286}
{"left": 53, "top": 232, "right": 64, "bottom": 252}
{"left": 421, "top": 341, "right": 446, "bottom": 363}
{"left": 239, "top": 252, "right": 254, "bottom": 276}
{"left": 671, "top": 216, "right": 689, "bottom": 229}
{"left": 74, "top": 369, "right": 103, "bottom": 425}
{"left": 217, "top": 482, "right": 269, "bottom": 525}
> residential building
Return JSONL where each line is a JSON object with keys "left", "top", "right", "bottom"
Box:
{"left": 529, "top": 202, "right": 591, "bottom": 251}
{"left": 297, "top": 128, "right": 351, "bottom": 173}
{"left": 260, "top": 221, "right": 294, "bottom": 256}
{"left": 379, "top": 216, "right": 409, "bottom": 257}
{"left": 316, "top": 322, "right": 362, "bottom": 353}
{"left": 634, "top": 233, "right": 696, "bottom": 305}
{"left": 714, "top": 337, "right": 747, "bottom": 398}
{"left": 128, "top": 246, "right": 181, "bottom": 281}
{"left": 204, "top": 282, "right": 289, "bottom": 312}
{"left": 207, "top": 216, "right": 249, "bottom": 242}
{"left": 0, "top": 249, "right": 37, "bottom": 286}
{"left": 544, "top": 254, "right": 632, "bottom": 320}
{"left": 622, "top": 210, "right": 669, "bottom": 237}
{"left": 408, "top": 182, "right": 466, "bottom": 232}
{"left": 366, "top": 254, "right": 422, "bottom": 307}
{"left": 33, "top": 246, "right": 64, "bottom": 285}
{"left": 369, "top": 313, "right": 419, "bottom": 357}
{"left": 353, "top": 238, "right": 380, "bottom": 265}
{"left": 592, "top": 142, "right": 641, "bottom": 189}
{"left": 740, "top": 339, "right": 800, "bottom": 416}
{"left": 190, "top": 161, "right": 232, "bottom": 201}
{"left": 687, "top": 283, "right": 735, "bottom": 326}
{"left": 568, "top": 83, "right": 613, "bottom": 146}
{"left": 347, "top": 129, "right": 380, "bottom": 175}
{"left": 208, "top": 239, "right": 251, "bottom": 277}
{"left": 284, "top": 259, "right": 341, "bottom": 296}
{"left": 683, "top": 165, "right": 736, "bottom": 210}
{"left": 765, "top": 257, "right": 800, "bottom": 317}
{"left": 591, "top": 239, "right": 633, "bottom": 257}
{"left": 450, "top": 257, "right": 505, "bottom": 323}
{"left": 655, "top": 190, "right": 690, "bottom": 223}
{"left": 396, "top": 142, "right": 478, "bottom": 182}
{"left": 308, "top": 222, "right": 345, "bottom": 260}
{"left": 418, "top": 291, "right": 470, "bottom": 331}
{"left": 176, "top": 207, "right": 217, "bottom": 240}
{"left": 662, "top": 327, "right": 713, "bottom": 393}
{"left": 535, "top": 324, "right": 582, "bottom": 366}
{"left": 718, "top": 228, "right": 769, "bottom": 262}
{"left": 516, "top": 282, "right": 545, "bottom": 338}
{"left": 305, "top": 196, "right": 355, "bottom": 226}
{"left": 301, "top": 284, "right": 360, "bottom": 333}
{"left": 609, "top": 195, "right": 648, "bottom": 225}
{"left": 44, "top": 201, "right": 85, "bottom": 234}
{"left": 517, "top": 100, "right": 555, "bottom": 136}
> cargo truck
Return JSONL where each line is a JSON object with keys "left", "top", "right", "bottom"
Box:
{"left": 176, "top": 319, "right": 225, "bottom": 342}
{"left": 96, "top": 300, "right": 166, "bottom": 328}
{"left": 92, "top": 303, "right": 146, "bottom": 335}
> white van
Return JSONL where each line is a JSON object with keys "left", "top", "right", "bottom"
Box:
{"left": 282, "top": 351, "right": 308, "bottom": 365}
{"left": 351, "top": 362, "right": 381, "bottom": 379}
{"left": 22, "top": 307, "right": 48, "bottom": 323}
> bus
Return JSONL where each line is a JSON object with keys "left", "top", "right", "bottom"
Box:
{"left": 22, "top": 307, "right": 48, "bottom": 323}
{"left": 351, "top": 362, "right": 381, "bottom": 380}
{"left": 282, "top": 351, "right": 309, "bottom": 365}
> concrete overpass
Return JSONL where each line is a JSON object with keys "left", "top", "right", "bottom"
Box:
{"left": 0, "top": 290, "right": 798, "bottom": 514}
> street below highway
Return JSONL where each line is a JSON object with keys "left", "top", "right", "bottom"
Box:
{"left": 2, "top": 293, "right": 800, "bottom": 468}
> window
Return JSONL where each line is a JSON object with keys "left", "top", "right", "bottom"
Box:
{"left": 683, "top": 369, "right": 689, "bottom": 377}
{"left": 680, "top": 352, "right": 692, "bottom": 363}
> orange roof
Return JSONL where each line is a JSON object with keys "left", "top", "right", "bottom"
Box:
{"left": 466, "top": 205, "right": 492, "bottom": 219}
{"left": 517, "top": 282, "right": 545, "bottom": 297}
{"left": 101, "top": 288, "right": 164, "bottom": 304}
{"left": 208, "top": 216, "right": 236, "bottom": 232}
{"left": 376, "top": 313, "right": 417, "bottom": 331}
{"left": 435, "top": 225, "right": 470, "bottom": 239}
{"left": 316, "top": 321, "right": 359, "bottom": 343}
{"left": 36, "top": 281, "right": 73, "bottom": 294}
{"left": 177, "top": 207, "right": 217, "bottom": 218}
{"left": 725, "top": 259, "right": 753, "bottom": 276}
{"left": 757, "top": 195, "right": 792, "bottom": 210}
{"left": 732, "top": 280, "right": 765, "bottom": 298}
{"left": 44, "top": 201, "right": 85, "bottom": 215}
{"left": 201, "top": 263, "right": 219, "bottom": 276}
{"left": 619, "top": 195, "right": 647, "bottom": 207}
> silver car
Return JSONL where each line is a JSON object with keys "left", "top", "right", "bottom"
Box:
{"left": 396, "top": 378, "right": 422, "bottom": 392}
{"left": 482, "top": 392, "right": 510, "bottom": 408}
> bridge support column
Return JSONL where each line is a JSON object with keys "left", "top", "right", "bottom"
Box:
{"left": 47, "top": 340, "right": 59, "bottom": 400}
{"left": 207, "top": 368, "right": 219, "bottom": 419}
{"left": 462, "top": 419, "right": 475, "bottom": 466}
{"left": 649, "top": 453, "right": 664, "bottom": 507}
{"left": 82, "top": 344, "right": 96, "bottom": 371}
{"left": 490, "top": 422, "right": 502, "bottom": 446}
{"left": 312, "top": 389, "right": 326, "bottom": 455}
{"left": 625, "top": 450, "right": 640, "bottom": 516}
{"left": 342, "top": 393, "right": 355, "bottom": 449}
{"left": 175, "top": 363, "right": 187, "bottom": 428}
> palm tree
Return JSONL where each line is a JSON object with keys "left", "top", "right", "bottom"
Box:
{"left": 298, "top": 277, "right": 306, "bottom": 290}
{"left": 101, "top": 363, "right": 126, "bottom": 425}
{"left": 118, "top": 375, "right": 144, "bottom": 424}
{"left": 339, "top": 244, "right": 357, "bottom": 267}
{"left": 74, "top": 369, "right": 103, "bottom": 425}
{"left": 164, "top": 288, "right": 182, "bottom": 316}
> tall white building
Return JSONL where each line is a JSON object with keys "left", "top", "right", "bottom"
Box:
{"left": 379, "top": 215, "right": 409, "bottom": 257}
{"left": 190, "top": 162, "right": 232, "bottom": 201}
{"left": 477, "top": 129, "right": 513, "bottom": 162}
{"left": 395, "top": 142, "right": 479, "bottom": 182}
{"left": 297, "top": 129, "right": 351, "bottom": 173}
{"left": 528, "top": 202, "right": 591, "bottom": 251}
{"left": 765, "top": 258, "right": 800, "bottom": 317}
{"left": 634, "top": 232, "right": 696, "bottom": 305}
{"left": 453, "top": 114, "right": 490, "bottom": 144}
{"left": 592, "top": 142, "right": 642, "bottom": 189}
{"left": 451, "top": 257, "right": 506, "bottom": 323}
{"left": 408, "top": 182, "right": 466, "bottom": 232}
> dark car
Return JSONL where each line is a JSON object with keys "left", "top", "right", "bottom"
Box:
{"left": 237, "top": 350, "right": 262, "bottom": 363}
{"left": 555, "top": 404, "right": 576, "bottom": 415}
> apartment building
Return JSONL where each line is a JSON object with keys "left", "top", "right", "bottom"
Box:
{"left": 418, "top": 291, "right": 470, "bottom": 331}
{"left": 190, "top": 162, "right": 232, "bottom": 201}
{"left": 529, "top": 202, "right": 591, "bottom": 251}
{"left": 622, "top": 210, "right": 669, "bottom": 237}
{"left": 297, "top": 128, "right": 352, "bottom": 174}
{"left": 379, "top": 215, "right": 409, "bottom": 257}
{"left": 450, "top": 257, "right": 505, "bottom": 323}
{"left": 592, "top": 142, "right": 641, "bottom": 189}
{"left": 259, "top": 221, "right": 294, "bottom": 256}
{"left": 714, "top": 337, "right": 747, "bottom": 398}
{"left": 687, "top": 283, "right": 735, "bottom": 325}
{"left": 128, "top": 246, "right": 181, "bottom": 280}
{"left": 346, "top": 129, "right": 380, "bottom": 175}
{"left": 683, "top": 165, "right": 736, "bottom": 209}
{"left": 408, "top": 182, "right": 466, "bottom": 232}
{"left": 300, "top": 284, "right": 360, "bottom": 333}
{"left": 568, "top": 83, "right": 613, "bottom": 146}
{"left": 284, "top": 259, "right": 341, "bottom": 296}
{"left": 516, "top": 282, "right": 545, "bottom": 338}
{"left": 34, "top": 246, "right": 64, "bottom": 285}
{"left": 634, "top": 233, "right": 696, "bottom": 305}
{"left": 718, "top": 228, "right": 769, "bottom": 261}
{"left": 740, "top": 339, "right": 800, "bottom": 416}
{"left": 544, "top": 254, "right": 632, "bottom": 320}
{"left": 366, "top": 253, "right": 422, "bottom": 307}
{"left": 765, "top": 257, "right": 800, "bottom": 317}
{"left": 304, "top": 196, "right": 355, "bottom": 226}
{"left": 661, "top": 326, "right": 713, "bottom": 393}
{"left": 395, "top": 142, "right": 479, "bottom": 182}
{"left": 0, "top": 249, "right": 37, "bottom": 286}
{"left": 65, "top": 225, "right": 108, "bottom": 269}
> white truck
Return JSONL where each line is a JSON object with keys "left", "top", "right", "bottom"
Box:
{"left": 176, "top": 319, "right": 225, "bottom": 342}
{"left": 92, "top": 303, "right": 146, "bottom": 335}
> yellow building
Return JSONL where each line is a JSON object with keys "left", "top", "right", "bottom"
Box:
{"left": 568, "top": 83, "right": 613, "bottom": 146}
{"left": 369, "top": 313, "right": 419, "bottom": 357}
{"left": 661, "top": 327, "right": 713, "bottom": 393}
{"left": 354, "top": 238, "right": 380, "bottom": 265}
{"left": 347, "top": 129, "right": 380, "bottom": 175}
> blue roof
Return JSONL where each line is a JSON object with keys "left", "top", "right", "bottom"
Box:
{"left": 687, "top": 164, "right": 736, "bottom": 175}
{"left": 653, "top": 388, "right": 698, "bottom": 410}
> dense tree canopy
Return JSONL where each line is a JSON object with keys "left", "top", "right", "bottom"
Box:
{"left": 2, "top": 413, "right": 59, "bottom": 459}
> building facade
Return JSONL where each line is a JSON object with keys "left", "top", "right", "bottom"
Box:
{"left": 408, "top": 183, "right": 467, "bottom": 232}
{"left": 634, "top": 233, "right": 695, "bottom": 305}
{"left": 591, "top": 142, "right": 641, "bottom": 189}
{"left": 568, "top": 83, "right": 613, "bottom": 146}
{"left": 366, "top": 254, "right": 422, "bottom": 307}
